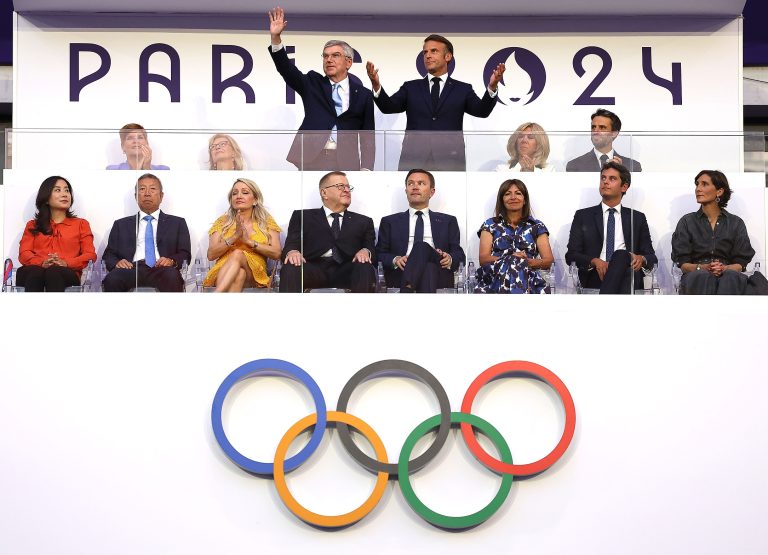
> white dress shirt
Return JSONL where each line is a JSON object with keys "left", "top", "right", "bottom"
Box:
{"left": 321, "top": 205, "right": 344, "bottom": 258}
{"left": 133, "top": 209, "right": 161, "bottom": 262}
{"left": 406, "top": 207, "right": 434, "bottom": 255}
{"left": 599, "top": 202, "right": 625, "bottom": 261}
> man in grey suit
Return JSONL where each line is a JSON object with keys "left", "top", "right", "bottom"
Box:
{"left": 566, "top": 108, "right": 642, "bottom": 172}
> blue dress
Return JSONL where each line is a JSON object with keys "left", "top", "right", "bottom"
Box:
{"left": 475, "top": 216, "right": 549, "bottom": 294}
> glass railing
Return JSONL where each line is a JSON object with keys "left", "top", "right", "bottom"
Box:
{"left": 2, "top": 129, "right": 765, "bottom": 293}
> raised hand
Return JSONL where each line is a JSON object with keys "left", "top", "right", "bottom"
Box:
{"left": 488, "top": 63, "right": 506, "bottom": 92}
{"left": 366, "top": 61, "right": 381, "bottom": 92}
{"left": 268, "top": 7, "right": 287, "bottom": 43}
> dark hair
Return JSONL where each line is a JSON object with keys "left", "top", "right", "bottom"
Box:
{"left": 319, "top": 171, "right": 347, "bottom": 189}
{"left": 119, "top": 123, "right": 147, "bottom": 144}
{"left": 31, "top": 176, "right": 76, "bottom": 235}
{"left": 405, "top": 168, "right": 435, "bottom": 188}
{"left": 601, "top": 160, "right": 631, "bottom": 194}
{"left": 135, "top": 173, "right": 163, "bottom": 193}
{"left": 494, "top": 179, "right": 530, "bottom": 222}
{"left": 695, "top": 170, "right": 732, "bottom": 207}
{"left": 423, "top": 34, "right": 454, "bottom": 55}
{"left": 591, "top": 108, "right": 622, "bottom": 132}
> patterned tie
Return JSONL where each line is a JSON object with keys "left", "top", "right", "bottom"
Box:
{"left": 330, "top": 212, "right": 343, "bottom": 264}
{"left": 430, "top": 77, "right": 441, "bottom": 111}
{"left": 144, "top": 214, "right": 156, "bottom": 267}
{"left": 414, "top": 211, "right": 424, "bottom": 244}
{"left": 606, "top": 208, "right": 616, "bottom": 262}
{"left": 599, "top": 153, "right": 609, "bottom": 168}
{"left": 331, "top": 83, "right": 343, "bottom": 142}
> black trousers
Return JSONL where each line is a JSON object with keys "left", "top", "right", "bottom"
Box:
{"left": 394, "top": 242, "right": 453, "bottom": 293}
{"left": 16, "top": 265, "right": 79, "bottom": 292}
{"left": 680, "top": 269, "right": 747, "bottom": 295}
{"left": 102, "top": 262, "right": 184, "bottom": 292}
{"left": 279, "top": 258, "right": 375, "bottom": 293}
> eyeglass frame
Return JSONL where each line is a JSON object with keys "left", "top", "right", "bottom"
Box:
{"left": 209, "top": 140, "right": 231, "bottom": 151}
{"left": 321, "top": 52, "right": 352, "bottom": 61}
{"left": 322, "top": 183, "right": 354, "bottom": 192}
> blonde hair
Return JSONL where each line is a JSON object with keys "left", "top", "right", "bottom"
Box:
{"left": 208, "top": 134, "right": 245, "bottom": 171}
{"left": 220, "top": 178, "right": 272, "bottom": 244}
{"left": 506, "top": 122, "right": 550, "bottom": 170}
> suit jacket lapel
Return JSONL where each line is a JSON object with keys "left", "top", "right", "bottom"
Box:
{"left": 621, "top": 207, "right": 633, "bottom": 251}
{"left": 321, "top": 79, "right": 335, "bottom": 114}
{"left": 436, "top": 78, "right": 455, "bottom": 112}
{"left": 592, "top": 205, "right": 604, "bottom": 244}
{"left": 428, "top": 210, "right": 444, "bottom": 245}
{"left": 396, "top": 210, "right": 411, "bottom": 250}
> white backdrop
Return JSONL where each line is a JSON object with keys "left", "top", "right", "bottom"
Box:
{"left": 11, "top": 16, "right": 744, "bottom": 171}
{"left": 1, "top": 294, "right": 768, "bottom": 555}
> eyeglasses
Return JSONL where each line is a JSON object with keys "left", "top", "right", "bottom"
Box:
{"left": 518, "top": 134, "right": 537, "bottom": 141}
{"left": 322, "top": 183, "right": 354, "bottom": 192}
{"left": 321, "top": 52, "right": 351, "bottom": 61}
{"left": 209, "top": 140, "right": 231, "bottom": 151}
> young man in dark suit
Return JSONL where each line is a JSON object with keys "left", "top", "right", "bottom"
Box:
{"left": 565, "top": 161, "right": 656, "bottom": 293}
{"left": 268, "top": 7, "right": 375, "bottom": 171}
{"left": 366, "top": 35, "right": 506, "bottom": 171}
{"left": 566, "top": 108, "right": 642, "bottom": 172}
{"left": 376, "top": 169, "right": 465, "bottom": 292}
{"left": 279, "top": 171, "right": 376, "bottom": 292}
{"left": 102, "top": 174, "right": 191, "bottom": 292}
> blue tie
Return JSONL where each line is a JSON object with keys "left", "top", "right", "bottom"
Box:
{"left": 414, "top": 211, "right": 424, "bottom": 244}
{"left": 331, "top": 83, "right": 343, "bottom": 142}
{"left": 144, "top": 215, "right": 156, "bottom": 267}
{"left": 606, "top": 208, "right": 616, "bottom": 262}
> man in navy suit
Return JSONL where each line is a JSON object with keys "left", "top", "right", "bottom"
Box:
{"left": 376, "top": 169, "right": 465, "bottom": 292}
{"left": 279, "top": 171, "right": 376, "bottom": 293}
{"left": 566, "top": 108, "right": 642, "bottom": 172}
{"left": 565, "top": 162, "right": 656, "bottom": 294}
{"left": 366, "top": 35, "right": 505, "bottom": 171}
{"left": 268, "top": 7, "right": 375, "bottom": 171}
{"left": 102, "top": 174, "right": 191, "bottom": 292}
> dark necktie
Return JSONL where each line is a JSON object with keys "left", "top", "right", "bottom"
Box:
{"left": 606, "top": 208, "right": 616, "bottom": 262}
{"left": 330, "top": 212, "right": 343, "bottom": 264}
{"left": 414, "top": 211, "right": 424, "bottom": 244}
{"left": 143, "top": 214, "right": 156, "bottom": 267}
{"left": 599, "top": 153, "right": 609, "bottom": 168}
{"left": 430, "top": 77, "right": 441, "bottom": 111}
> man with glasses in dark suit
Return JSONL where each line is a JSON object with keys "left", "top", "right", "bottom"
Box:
{"left": 279, "top": 171, "right": 376, "bottom": 292}
{"left": 268, "top": 7, "right": 375, "bottom": 171}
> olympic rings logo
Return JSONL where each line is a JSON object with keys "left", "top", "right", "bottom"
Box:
{"left": 211, "top": 358, "right": 576, "bottom": 530}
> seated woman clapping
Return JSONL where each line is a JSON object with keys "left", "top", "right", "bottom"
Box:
{"left": 671, "top": 170, "right": 757, "bottom": 294}
{"left": 474, "top": 179, "right": 554, "bottom": 293}
{"left": 203, "top": 178, "right": 282, "bottom": 292}
{"left": 17, "top": 176, "right": 97, "bottom": 291}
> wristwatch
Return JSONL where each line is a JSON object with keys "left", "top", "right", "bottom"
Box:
{"left": 696, "top": 264, "right": 701, "bottom": 271}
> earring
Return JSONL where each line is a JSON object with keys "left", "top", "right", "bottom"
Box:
{"left": 716, "top": 196, "right": 721, "bottom": 204}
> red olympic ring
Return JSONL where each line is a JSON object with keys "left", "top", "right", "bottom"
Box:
{"left": 460, "top": 360, "right": 576, "bottom": 477}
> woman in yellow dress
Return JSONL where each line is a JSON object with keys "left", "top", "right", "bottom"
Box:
{"left": 203, "top": 178, "right": 282, "bottom": 291}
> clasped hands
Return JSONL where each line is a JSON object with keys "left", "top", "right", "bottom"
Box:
{"left": 41, "top": 253, "right": 68, "bottom": 268}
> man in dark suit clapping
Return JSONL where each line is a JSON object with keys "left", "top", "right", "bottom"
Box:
{"left": 279, "top": 171, "right": 376, "bottom": 293}
{"left": 268, "top": 7, "right": 375, "bottom": 171}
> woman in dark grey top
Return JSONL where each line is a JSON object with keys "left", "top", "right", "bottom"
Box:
{"left": 671, "top": 170, "right": 755, "bottom": 294}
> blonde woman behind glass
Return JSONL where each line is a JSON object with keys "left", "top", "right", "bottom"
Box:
{"left": 208, "top": 134, "right": 245, "bottom": 170}
{"left": 204, "top": 179, "right": 281, "bottom": 291}
{"left": 495, "top": 122, "right": 554, "bottom": 172}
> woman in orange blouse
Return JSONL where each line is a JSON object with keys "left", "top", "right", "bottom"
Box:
{"left": 17, "top": 176, "right": 97, "bottom": 292}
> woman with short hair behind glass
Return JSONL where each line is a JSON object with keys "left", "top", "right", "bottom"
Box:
{"left": 496, "top": 122, "right": 554, "bottom": 172}
{"left": 17, "top": 176, "right": 97, "bottom": 291}
{"left": 208, "top": 133, "right": 246, "bottom": 170}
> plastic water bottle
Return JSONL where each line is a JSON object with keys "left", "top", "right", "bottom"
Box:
{"left": 455, "top": 262, "right": 465, "bottom": 292}
{"left": 466, "top": 261, "right": 476, "bottom": 294}
{"left": 193, "top": 257, "right": 203, "bottom": 291}
{"left": 376, "top": 262, "right": 387, "bottom": 293}
{"left": 271, "top": 261, "right": 281, "bottom": 292}
{"left": 81, "top": 260, "right": 93, "bottom": 289}
{"left": 651, "top": 263, "right": 661, "bottom": 294}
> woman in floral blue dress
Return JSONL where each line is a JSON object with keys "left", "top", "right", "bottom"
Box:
{"left": 475, "top": 179, "right": 554, "bottom": 293}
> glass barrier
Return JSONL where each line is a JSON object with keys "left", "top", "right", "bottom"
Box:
{"left": 2, "top": 129, "right": 765, "bottom": 294}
